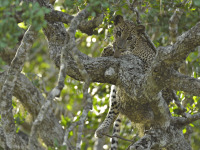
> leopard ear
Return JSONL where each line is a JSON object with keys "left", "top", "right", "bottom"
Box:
{"left": 114, "top": 15, "right": 124, "bottom": 25}
{"left": 137, "top": 25, "right": 145, "bottom": 33}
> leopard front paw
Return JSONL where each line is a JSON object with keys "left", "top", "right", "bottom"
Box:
{"left": 101, "top": 45, "right": 114, "bottom": 57}
{"left": 95, "top": 126, "right": 109, "bottom": 138}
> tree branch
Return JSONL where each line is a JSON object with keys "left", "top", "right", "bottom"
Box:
{"left": 44, "top": 10, "right": 73, "bottom": 24}
{"left": 0, "top": 71, "right": 64, "bottom": 147}
{"left": 0, "top": 126, "right": 44, "bottom": 150}
{"left": 129, "top": 125, "right": 191, "bottom": 150}
{"left": 159, "top": 21, "right": 200, "bottom": 66}
{"left": 169, "top": 8, "right": 184, "bottom": 44}
{"left": 172, "top": 113, "right": 200, "bottom": 126}
{"left": 169, "top": 0, "right": 188, "bottom": 44}
{"left": 28, "top": 0, "right": 72, "bottom": 148}
{"left": 14, "top": 4, "right": 104, "bottom": 35}
{"left": 129, "top": 134, "right": 152, "bottom": 150}
{"left": 28, "top": 55, "right": 68, "bottom": 148}
{"left": 65, "top": 56, "right": 120, "bottom": 84}
{"left": 0, "top": 26, "right": 37, "bottom": 149}
{"left": 172, "top": 90, "right": 187, "bottom": 114}
{"left": 0, "top": 127, "right": 10, "bottom": 150}
{"left": 167, "top": 70, "right": 200, "bottom": 96}
{"left": 45, "top": 10, "right": 104, "bottom": 35}
{"left": 60, "top": 5, "right": 93, "bottom": 149}
{"left": 28, "top": 100, "right": 51, "bottom": 149}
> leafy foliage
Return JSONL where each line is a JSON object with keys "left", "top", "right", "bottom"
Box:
{"left": 0, "top": 0, "right": 50, "bottom": 49}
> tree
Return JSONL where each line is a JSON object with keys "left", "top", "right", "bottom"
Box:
{"left": 1, "top": 0, "right": 200, "bottom": 149}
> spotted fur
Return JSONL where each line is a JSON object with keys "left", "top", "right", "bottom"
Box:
{"left": 101, "top": 45, "right": 114, "bottom": 57}
{"left": 96, "top": 15, "right": 157, "bottom": 150}
{"left": 111, "top": 115, "right": 122, "bottom": 150}
{"left": 113, "top": 15, "right": 156, "bottom": 69}
{"left": 95, "top": 85, "right": 120, "bottom": 138}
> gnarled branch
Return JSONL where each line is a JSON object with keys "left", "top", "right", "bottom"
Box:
{"left": 167, "top": 70, "right": 200, "bottom": 96}
{"left": 158, "top": 21, "right": 200, "bottom": 66}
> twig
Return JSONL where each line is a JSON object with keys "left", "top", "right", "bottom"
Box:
{"left": 102, "top": 132, "right": 138, "bottom": 150}
{"left": 126, "top": 141, "right": 136, "bottom": 150}
{"left": 63, "top": 120, "right": 81, "bottom": 145}
{"left": 126, "top": 0, "right": 141, "bottom": 24}
{"left": 172, "top": 90, "right": 187, "bottom": 115}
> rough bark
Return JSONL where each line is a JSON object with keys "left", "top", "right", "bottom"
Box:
{"left": 0, "top": 72, "right": 64, "bottom": 149}
{"left": 1, "top": 0, "right": 200, "bottom": 149}
{"left": 0, "top": 26, "right": 37, "bottom": 150}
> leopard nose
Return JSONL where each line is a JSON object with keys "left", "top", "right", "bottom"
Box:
{"left": 117, "top": 40, "right": 126, "bottom": 49}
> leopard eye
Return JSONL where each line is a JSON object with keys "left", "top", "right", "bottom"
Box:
{"left": 127, "top": 36, "right": 132, "bottom": 40}
{"left": 116, "top": 31, "right": 121, "bottom": 36}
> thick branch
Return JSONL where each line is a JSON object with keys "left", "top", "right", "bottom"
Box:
{"left": 55, "top": 49, "right": 120, "bottom": 84}
{"left": 167, "top": 70, "right": 200, "bottom": 96}
{"left": 159, "top": 21, "right": 200, "bottom": 65}
{"left": 129, "top": 126, "right": 191, "bottom": 150}
{"left": 44, "top": 10, "right": 73, "bottom": 24}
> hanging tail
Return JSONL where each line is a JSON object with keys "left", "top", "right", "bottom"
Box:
{"left": 111, "top": 114, "right": 122, "bottom": 150}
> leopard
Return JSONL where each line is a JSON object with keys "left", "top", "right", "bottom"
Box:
{"left": 96, "top": 15, "right": 174, "bottom": 150}
{"left": 101, "top": 15, "right": 155, "bottom": 67}
{"left": 96, "top": 15, "right": 157, "bottom": 150}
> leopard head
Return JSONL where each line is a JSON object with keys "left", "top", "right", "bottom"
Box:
{"left": 113, "top": 15, "right": 145, "bottom": 57}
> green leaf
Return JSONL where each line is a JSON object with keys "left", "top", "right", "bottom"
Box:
{"left": 183, "top": 128, "right": 187, "bottom": 134}
{"left": 190, "top": 123, "right": 194, "bottom": 127}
